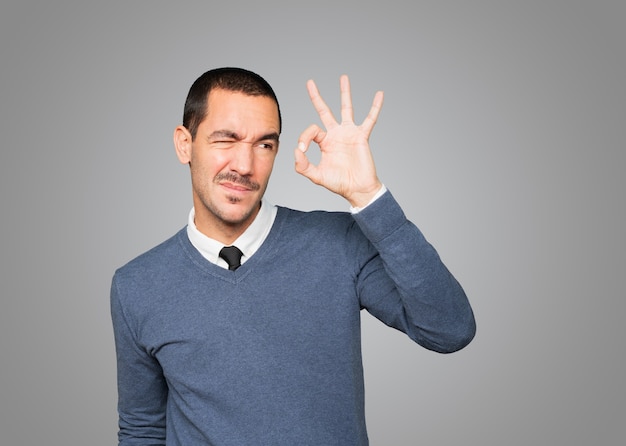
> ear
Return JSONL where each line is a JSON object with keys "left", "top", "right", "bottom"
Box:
{"left": 173, "top": 125, "right": 193, "bottom": 164}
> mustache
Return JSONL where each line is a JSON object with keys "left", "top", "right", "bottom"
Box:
{"left": 214, "top": 172, "right": 261, "bottom": 191}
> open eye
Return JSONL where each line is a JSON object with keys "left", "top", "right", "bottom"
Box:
{"left": 257, "top": 142, "right": 276, "bottom": 150}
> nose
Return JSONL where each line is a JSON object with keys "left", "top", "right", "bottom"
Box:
{"left": 229, "top": 143, "right": 254, "bottom": 175}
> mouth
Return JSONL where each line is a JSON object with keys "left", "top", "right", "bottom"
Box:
{"left": 215, "top": 173, "right": 260, "bottom": 193}
{"left": 220, "top": 182, "right": 254, "bottom": 193}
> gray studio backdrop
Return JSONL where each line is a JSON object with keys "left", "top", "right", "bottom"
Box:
{"left": 1, "top": 1, "right": 624, "bottom": 445}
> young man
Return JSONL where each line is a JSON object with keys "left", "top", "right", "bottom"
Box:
{"left": 111, "top": 67, "right": 475, "bottom": 445}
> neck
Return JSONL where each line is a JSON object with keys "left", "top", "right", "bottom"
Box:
{"left": 194, "top": 202, "right": 261, "bottom": 245}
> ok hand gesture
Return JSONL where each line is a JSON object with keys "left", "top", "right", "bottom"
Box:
{"left": 294, "top": 75, "right": 384, "bottom": 208}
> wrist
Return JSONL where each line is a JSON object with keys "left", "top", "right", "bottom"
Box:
{"left": 348, "top": 181, "right": 384, "bottom": 210}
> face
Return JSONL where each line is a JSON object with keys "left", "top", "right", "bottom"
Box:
{"left": 174, "top": 89, "right": 280, "bottom": 242}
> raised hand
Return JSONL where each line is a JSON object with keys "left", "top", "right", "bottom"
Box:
{"left": 294, "top": 75, "right": 384, "bottom": 208}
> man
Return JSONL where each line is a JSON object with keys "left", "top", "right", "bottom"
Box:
{"left": 111, "top": 67, "right": 475, "bottom": 445}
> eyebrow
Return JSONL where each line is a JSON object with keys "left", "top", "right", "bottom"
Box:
{"left": 208, "top": 130, "right": 279, "bottom": 142}
{"left": 259, "top": 132, "right": 280, "bottom": 142}
{"left": 208, "top": 130, "right": 240, "bottom": 140}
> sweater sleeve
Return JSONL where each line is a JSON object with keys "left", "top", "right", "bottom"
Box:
{"left": 351, "top": 190, "right": 476, "bottom": 353}
{"left": 111, "top": 274, "right": 168, "bottom": 445}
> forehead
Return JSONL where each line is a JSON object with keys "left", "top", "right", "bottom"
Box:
{"left": 201, "top": 89, "right": 280, "bottom": 133}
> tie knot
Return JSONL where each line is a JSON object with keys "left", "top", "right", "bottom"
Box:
{"left": 219, "top": 246, "right": 243, "bottom": 271}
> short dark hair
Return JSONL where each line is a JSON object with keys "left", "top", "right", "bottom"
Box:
{"left": 183, "top": 67, "right": 282, "bottom": 140}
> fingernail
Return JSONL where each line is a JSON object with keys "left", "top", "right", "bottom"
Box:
{"left": 298, "top": 142, "right": 306, "bottom": 152}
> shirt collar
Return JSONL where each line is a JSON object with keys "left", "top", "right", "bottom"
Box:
{"left": 186, "top": 197, "right": 277, "bottom": 267}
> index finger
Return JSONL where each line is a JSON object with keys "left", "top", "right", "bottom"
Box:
{"left": 307, "top": 79, "right": 338, "bottom": 129}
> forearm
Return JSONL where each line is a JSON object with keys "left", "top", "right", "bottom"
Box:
{"left": 353, "top": 190, "right": 476, "bottom": 353}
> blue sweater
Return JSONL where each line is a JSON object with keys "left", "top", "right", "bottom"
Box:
{"left": 111, "top": 191, "right": 475, "bottom": 445}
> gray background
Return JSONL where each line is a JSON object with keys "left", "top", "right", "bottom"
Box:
{"left": 1, "top": 1, "right": 624, "bottom": 444}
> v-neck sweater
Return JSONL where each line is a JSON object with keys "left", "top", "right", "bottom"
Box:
{"left": 111, "top": 191, "right": 475, "bottom": 445}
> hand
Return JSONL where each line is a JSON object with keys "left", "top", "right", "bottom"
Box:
{"left": 294, "top": 75, "right": 384, "bottom": 208}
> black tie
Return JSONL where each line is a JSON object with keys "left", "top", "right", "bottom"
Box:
{"left": 219, "top": 246, "right": 243, "bottom": 271}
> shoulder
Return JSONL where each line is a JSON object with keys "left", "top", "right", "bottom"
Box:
{"left": 113, "top": 228, "right": 187, "bottom": 285}
{"left": 273, "top": 206, "right": 371, "bottom": 256}
{"left": 275, "top": 206, "right": 361, "bottom": 239}
{"left": 277, "top": 206, "right": 354, "bottom": 228}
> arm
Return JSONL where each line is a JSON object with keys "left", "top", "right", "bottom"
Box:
{"left": 295, "top": 76, "right": 475, "bottom": 352}
{"left": 352, "top": 190, "right": 475, "bottom": 352}
{"left": 111, "top": 275, "right": 168, "bottom": 445}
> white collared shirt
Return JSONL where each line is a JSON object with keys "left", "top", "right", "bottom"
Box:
{"left": 187, "top": 185, "right": 386, "bottom": 269}
{"left": 186, "top": 198, "right": 278, "bottom": 269}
